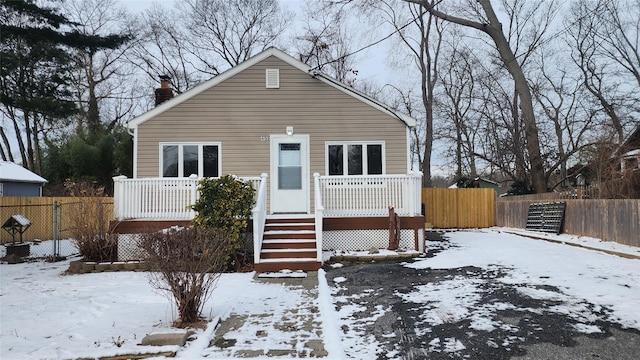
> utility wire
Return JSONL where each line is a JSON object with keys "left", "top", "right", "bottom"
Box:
{"left": 311, "top": 1, "right": 608, "bottom": 70}
{"left": 309, "top": 1, "right": 441, "bottom": 71}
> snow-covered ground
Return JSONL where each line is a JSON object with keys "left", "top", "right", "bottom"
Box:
{"left": 1, "top": 228, "right": 639, "bottom": 359}
{"left": 0, "top": 239, "right": 79, "bottom": 259}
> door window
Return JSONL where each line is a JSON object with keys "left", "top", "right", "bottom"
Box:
{"left": 278, "top": 143, "right": 302, "bottom": 189}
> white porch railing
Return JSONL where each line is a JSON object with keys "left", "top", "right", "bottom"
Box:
{"left": 112, "top": 175, "right": 261, "bottom": 220}
{"left": 252, "top": 173, "right": 268, "bottom": 264}
{"left": 317, "top": 172, "right": 423, "bottom": 217}
{"left": 114, "top": 173, "right": 422, "bottom": 220}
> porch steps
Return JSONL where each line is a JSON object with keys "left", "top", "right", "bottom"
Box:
{"left": 255, "top": 217, "right": 322, "bottom": 272}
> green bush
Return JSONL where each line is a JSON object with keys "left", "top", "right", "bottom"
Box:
{"left": 191, "top": 175, "right": 255, "bottom": 271}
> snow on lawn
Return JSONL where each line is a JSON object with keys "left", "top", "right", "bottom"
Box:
{"left": 0, "top": 239, "right": 79, "bottom": 259}
{"left": 406, "top": 229, "right": 640, "bottom": 331}
{"left": 328, "top": 229, "right": 640, "bottom": 358}
{"left": 2, "top": 229, "right": 639, "bottom": 359}
{"left": 1, "top": 260, "right": 184, "bottom": 359}
{"left": 0, "top": 259, "right": 263, "bottom": 360}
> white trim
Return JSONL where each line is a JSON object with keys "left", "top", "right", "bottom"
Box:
{"left": 132, "top": 127, "right": 138, "bottom": 178}
{"left": 324, "top": 141, "right": 386, "bottom": 176}
{"left": 270, "top": 134, "right": 310, "bottom": 214}
{"left": 126, "top": 47, "right": 417, "bottom": 130}
{"left": 158, "top": 142, "right": 222, "bottom": 178}
{"left": 406, "top": 126, "right": 412, "bottom": 172}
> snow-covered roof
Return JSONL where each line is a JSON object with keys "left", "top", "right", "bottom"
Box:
{"left": 0, "top": 161, "right": 48, "bottom": 184}
{"left": 126, "top": 47, "right": 417, "bottom": 129}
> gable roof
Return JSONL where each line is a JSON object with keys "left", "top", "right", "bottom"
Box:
{"left": 0, "top": 161, "right": 48, "bottom": 184}
{"left": 126, "top": 47, "right": 416, "bottom": 129}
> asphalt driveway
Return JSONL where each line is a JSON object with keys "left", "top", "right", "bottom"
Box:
{"left": 324, "top": 232, "right": 640, "bottom": 360}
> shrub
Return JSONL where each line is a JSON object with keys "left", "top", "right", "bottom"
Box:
{"left": 191, "top": 175, "right": 255, "bottom": 271}
{"left": 65, "top": 179, "right": 117, "bottom": 262}
{"left": 139, "top": 227, "right": 228, "bottom": 324}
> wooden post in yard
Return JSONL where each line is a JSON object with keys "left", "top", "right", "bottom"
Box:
{"left": 388, "top": 206, "right": 399, "bottom": 250}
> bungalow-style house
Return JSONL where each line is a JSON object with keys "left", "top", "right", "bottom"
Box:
{"left": 112, "top": 47, "right": 424, "bottom": 271}
{"left": 0, "top": 161, "right": 48, "bottom": 197}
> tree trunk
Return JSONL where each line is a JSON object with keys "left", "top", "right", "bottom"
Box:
{"left": 478, "top": 1, "right": 545, "bottom": 192}
{"left": 414, "top": 0, "right": 548, "bottom": 193}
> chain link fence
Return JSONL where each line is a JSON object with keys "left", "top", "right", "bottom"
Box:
{"left": 1, "top": 198, "right": 113, "bottom": 261}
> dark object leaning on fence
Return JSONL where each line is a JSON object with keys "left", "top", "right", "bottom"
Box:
{"left": 525, "top": 202, "right": 567, "bottom": 234}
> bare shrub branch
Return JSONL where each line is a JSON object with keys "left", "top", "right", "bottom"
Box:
{"left": 139, "top": 227, "right": 229, "bottom": 324}
{"left": 65, "top": 180, "right": 117, "bottom": 262}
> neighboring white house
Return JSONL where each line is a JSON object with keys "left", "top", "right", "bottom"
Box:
{"left": 0, "top": 161, "right": 48, "bottom": 197}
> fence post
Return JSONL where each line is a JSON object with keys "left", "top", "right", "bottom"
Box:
{"left": 52, "top": 201, "right": 60, "bottom": 258}
{"left": 112, "top": 175, "right": 127, "bottom": 220}
{"left": 189, "top": 174, "right": 199, "bottom": 212}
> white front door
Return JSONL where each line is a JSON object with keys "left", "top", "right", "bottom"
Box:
{"left": 270, "top": 134, "right": 309, "bottom": 213}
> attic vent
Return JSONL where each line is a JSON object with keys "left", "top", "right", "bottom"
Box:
{"left": 266, "top": 69, "right": 279, "bottom": 88}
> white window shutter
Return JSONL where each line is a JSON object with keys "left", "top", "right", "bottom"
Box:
{"left": 266, "top": 69, "right": 279, "bottom": 88}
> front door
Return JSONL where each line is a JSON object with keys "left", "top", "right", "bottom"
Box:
{"left": 270, "top": 134, "right": 309, "bottom": 213}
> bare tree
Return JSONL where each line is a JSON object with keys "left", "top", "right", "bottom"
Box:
{"left": 371, "top": 0, "right": 444, "bottom": 187}
{"left": 294, "top": 1, "right": 358, "bottom": 84}
{"left": 179, "top": 0, "right": 292, "bottom": 76}
{"left": 128, "top": 0, "right": 291, "bottom": 105}
{"left": 405, "top": 0, "right": 553, "bottom": 192}
{"left": 436, "top": 41, "right": 481, "bottom": 179}
{"left": 63, "top": 0, "right": 135, "bottom": 135}
{"left": 566, "top": 0, "right": 639, "bottom": 143}
{"left": 530, "top": 49, "right": 599, "bottom": 190}
{"left": 129, "top": 6, "right": 202, "bottom": 96}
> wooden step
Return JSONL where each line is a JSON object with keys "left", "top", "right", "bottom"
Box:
{"left": 265, "top": 217, "right": 314, "bottom": 224}
{"left": 255, "top": 259, "right": 322, "bottom": 272}
{"left": 261, "top": 249, "right": 316, "bottom": 259}
{"left": 262, "top": 239, "right": 317, "bottom": 249}
{"left": 257, "top": 216, "right": 320, "bottom": 272}
{"left": 265, "top": 223, "right": 315, "bottom": 231}
{"left": 263, "top": 231, "right": 316, "bottom": 240}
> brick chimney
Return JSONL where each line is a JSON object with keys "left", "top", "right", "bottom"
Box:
{"left": 154, "top": 75, "right": 173, "bottom": 106}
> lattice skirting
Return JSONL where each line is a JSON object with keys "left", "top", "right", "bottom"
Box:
{"left": 117, "top": 230, "right": 424, "bottom": 261}
{"left": 322, "top": 229, "right": 423, "bottom": 252}
{"left": 116, "top": 233, "right": 255, "bottom": 261}
{"left": 117, "top": 234, "right": 145, "bottom": 261}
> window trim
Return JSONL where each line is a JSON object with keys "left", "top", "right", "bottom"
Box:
{"left": 325, "top": 141, "right": 386, "bottom": 176}
{"left": 159, "top": 142, "right": 222, "bottom": 178}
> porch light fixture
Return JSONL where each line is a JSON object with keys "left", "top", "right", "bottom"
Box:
{"left": 286, "top": 126, "right": 294, "bottom": 136}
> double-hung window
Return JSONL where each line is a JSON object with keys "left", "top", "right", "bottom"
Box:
{"left": 327, "top": 142, "right": 384, "bottom": 176}
{"left": 160, "top": 143, "right": 220, "bottom": 178}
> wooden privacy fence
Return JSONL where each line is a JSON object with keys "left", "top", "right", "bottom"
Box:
{"left": 422, "top": 188, "right": 496, "bottom": 228}
{"left": 497, "top": 198, "right": 640, "bottom": 248}
{"left": 0, "top": 197, "right": 114, "bottom": 244}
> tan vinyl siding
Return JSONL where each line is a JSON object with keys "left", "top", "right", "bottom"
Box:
{"left": 137, "top": 56, "right": 409, "bottom": 181}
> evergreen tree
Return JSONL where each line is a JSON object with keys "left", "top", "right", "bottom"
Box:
{"left": 0, "top": 0, "right": 130, "bottom": 172}
{"left": 42, "top": 126, "right": 133, "bottom": 195}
